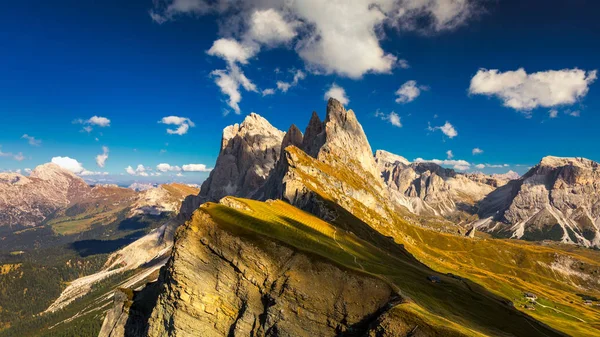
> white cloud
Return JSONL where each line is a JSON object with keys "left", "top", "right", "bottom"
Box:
{"left": 22, "top": 134, "right": 41, "bottom": 146}
{"left": 52, "top": 156, "right": 84, "bottom": 173}
{"left": 476, "top": 163, "right": 509, "bottom": 169}
{"left": 324, "top": 83, "right": 349, "bottom": 105}
{"left": 80, "top": 170, "right": 109, "bottom": 176}
{"left": 159, "top": 116, "right": 195, "bottom": 135}
{"left": 274, "top": 69, "right": 306, "bottom": 94}
{"left": 0, "top": 146, "right": 25, "bottom": 161}
{"left": 126, "top": 164, "right": 149, "bottom": 177}
{"left": 414, "top": 158, "right": 471, "bottom": 171}
{"left": 469, "top": 68, "right": 597, "bottom": 111}
{"left": 182, "top": 164, "right": 212, "bottom": 172}
{"left": 428, "top": 121, "right": 457, "bottom": 138}
{"left": 549, "top": 109, "right": 558, "bottom": 118}
{"left": 157, "top": 163, "right": 182, "bottom": 172}
{"left": 262, "top": 88, "right": 275, "bottom": 96}
{"left": 446, "top": 150, "right": 453, "bottom": 159}
{"left": 247, "top": 8, "right": 297, "bottom": 45}
{"left": 151, "top": 0, "right": 478, "bottom": 79}
{"left": 397, "top": 59, "right": 410, "bottom": 69}
{"left": 88, "top": 116, "right": 111, "bottom": 127}
{"left": 395, "top": 80, "right": 427, "bottom": 103}
{"left": 96, "top": 146, "right": 109, "bottom": 168}
{"left": 210, "top": 64, "right": 257, "bottom": 114}
{"left": 566, "top": 110, "right": 580, "bottom": 117}
{"left": 375, "top": 110, "right": 402, "bottom": 127}
{"left": 73, "top": 116, "right": 111, "bottom": 132}
{"left": 207, "top": 38, "right": 256, "bottom": 64}
{"left": 472, "top": 147, "right": 483, "bottom": 155}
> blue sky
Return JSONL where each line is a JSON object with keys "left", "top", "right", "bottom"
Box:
{"left": 1, "top": 0, "right": 599, "bottom": 184}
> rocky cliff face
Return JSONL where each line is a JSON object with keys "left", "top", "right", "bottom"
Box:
{"left": 198, "top": 113, "right": 285, "bottom": 203}
{"left": 476, "top": 156, "right": 600, "bottom": 247}
{"left": 375, "top": 151, "right": 499, "bottom": 216}
{"left": 137, "top": 209, "right": 401, "bottom": 337}
{"left": 0, "top": 163, "right": 91, "bottom": 230}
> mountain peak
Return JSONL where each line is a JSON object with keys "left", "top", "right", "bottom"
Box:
{"left": 30, "top": 163, "right": 80, "bottom": 181}
{"left": 539, "top": 156, "right": 597, "bottom": 169}
{"left": 375, "top": 150, "right": 411, "bottom": 166}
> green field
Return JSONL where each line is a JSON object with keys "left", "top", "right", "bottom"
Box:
{"left": 202, "top": 198, "right": 565, "bottom": 337}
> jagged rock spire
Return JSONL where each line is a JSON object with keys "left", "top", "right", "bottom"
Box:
{"left": 199, "top": 112, "right": 285, "bottom": 202}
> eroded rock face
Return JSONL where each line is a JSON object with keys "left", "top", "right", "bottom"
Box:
{"left": 0, "top": 163, "right": 91, "bottom": 229}
{"left": 477, "top": 156, "right": 600, "bottom": 247}
{"left": 144, "top": 211, "right": 397, "bottom": 337}
{"left": 198, "top": 113, "right": 285, "bottom": 202}
{"left": 375, "top": 152, "right": 497, "bottom": 216}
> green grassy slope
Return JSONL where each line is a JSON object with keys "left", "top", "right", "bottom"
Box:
{"left": 202, "top": 198, "right": 565, "bottom": 337}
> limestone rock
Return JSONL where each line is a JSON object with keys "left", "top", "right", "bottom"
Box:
{"left": 476, "top": 156, "right": 600, "bottom": 247}
{"left": 198, "top": 113, "right": 285, "bottom": 202}
{"left": 0, "top": 163, "right": 91, "bottom": 230}
{"left": 375, "top": 152, "right": 497, "bottom": 216}
{"left": 143, "top": 210, "right": 398, "bottom": 337}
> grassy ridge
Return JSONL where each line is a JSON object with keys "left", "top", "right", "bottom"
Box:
{"left": 202, "top": 198, "right": 564, "bottom": 337}
{"left": 284, "top": 145, "right": 600, "bottom": 336}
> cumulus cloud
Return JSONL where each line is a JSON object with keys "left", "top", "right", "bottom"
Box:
{"left": 469, "top": 68, "right": 597, "bottom": 112}
{"left": 324, "top": 83, "right": 349, "bottom": 105}
{"left": 262, "top": 88, "right": 275, "bottom": 96}
{"left": 395, "top": 80, "right": 428, "bottom": 103}
{"left": 96, "top": 146, "right": 109, "bottom": 168}
{"left": 182, "top": 164, "right": 212, "bottom": 172}
{"left": 73, "top": 116, "right": 111, "bottom": 132}
{"left": 414, "top": 158, "right": 471, "bottom": 171}
{"left": 151, "top": 1, "right": 480, "bottom": 109}
{"left": 446, "top": 150, "right": 453, "bottom": 159}
{"left": 472, "top": 147, "right": 483, "bottom": 155}
{"left": 22, "top": 134, "right": 41, "bottom": 146}
{"left": 566, "top": 110, "right": 580, "bottom": 117}
{"left": 52, "top": 156, "right": 84, "bottom": 173}
{"left": 247, "top": 8, "right": 298, "bottom": 45}
{"left": 428, "top": 121, "right": 457, "bottom": 138}
{"left": 375, "top": 110, "right": 402, "bottom": 127}
{"left": 126, "top": 164, "right": 150, "bottom": 177}
{"left": 549, "top": 109, "right": 558, "bottom": 118}
{"left": 159, "top": 116, "right": 195, "bottom": 135}
{"left": 157, "top": 163, "right": 182, "bottom": 172}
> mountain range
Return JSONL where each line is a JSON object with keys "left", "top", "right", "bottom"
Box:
{"left": 1, "top": 99, "right": 600, "bottom": 337}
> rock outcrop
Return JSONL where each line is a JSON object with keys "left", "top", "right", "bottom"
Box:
{"left": 139, "top": 210, "right": 400, "bottom": 337}
{"left": 476, "top": 156, "right": 600, "bottom": 247}
{"left": 198, "top": 113, "right": 285, "bottom": 202}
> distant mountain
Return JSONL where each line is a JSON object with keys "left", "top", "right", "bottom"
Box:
{"left": 375, "top": 151, "right": 507, "bottom": 216}
{"left": 0, "top": 163, "right": 91, "bottom": 231}
{"left": 475, "top": 156, "right": 600, "bottom": 247}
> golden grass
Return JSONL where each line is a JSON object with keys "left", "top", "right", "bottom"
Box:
{"left": 202, "top": 198, "right": 566, "bottom": 337}
{"left": 280, "top": 145, "right": 600, "bottom": 336}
